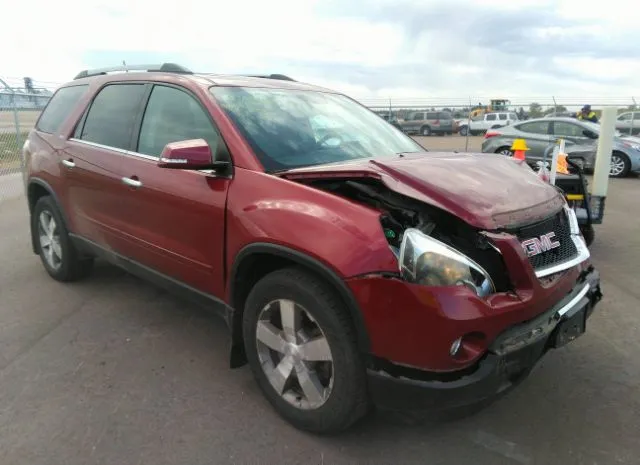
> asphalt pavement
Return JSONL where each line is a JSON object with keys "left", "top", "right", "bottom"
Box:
{"left": 1, "top": 167, "right": 639, "bottom": 465}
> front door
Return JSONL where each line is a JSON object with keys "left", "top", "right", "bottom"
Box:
{"left": 63, "top": 83, "right": 149, "bottom": 249}
{"left": 113, "top": 84, "right": 230, "bottom": 297}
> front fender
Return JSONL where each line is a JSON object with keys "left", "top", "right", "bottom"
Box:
{"left": 225, "top": 168, "right": 398, "bottom": 281}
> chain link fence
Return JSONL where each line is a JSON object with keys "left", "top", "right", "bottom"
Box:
{"left": 0, "top": 77, "right": 52, "bottom": 203}
{"left": 0, "top": 72, "right": 638, "bottom": 202}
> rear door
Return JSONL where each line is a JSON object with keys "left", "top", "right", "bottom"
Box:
{"left": 64, "top": 83, "right": 148, "bottom": 248}
{"left": 112, "top": 83, "right": 230, "bottom": 296}
{"left": 512, "top": 120, "right": 553, "bottom": 161}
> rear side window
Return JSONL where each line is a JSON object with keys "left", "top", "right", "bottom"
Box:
{"left": 498, "top": 114, "right": 507, "bottom": 120}
{"left": 486, "top": 114, "right": 497, "bottom": 121}
{"left": 412, "top": 113, "right": 424, "bottom": 121}
{"left": 77, "top": 84, "right": 147, "bottom": 150}
{"left": 137, "top": 85, "right": 221, "bottom": 158}
{"left": 426, "top": 112, "right": 438, "bottom": 119}
{"left": 517, "top": 121, "right": 550, "bottom": 134}
{"left": 36, "top": 85, "right": 88, "bottom": 134}
{"left": 439, "top": 112, "right": 452, "bottom": 120}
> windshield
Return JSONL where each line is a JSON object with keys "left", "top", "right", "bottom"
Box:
{"left": 209, "top": 87, "right": 423, "bottom": 172}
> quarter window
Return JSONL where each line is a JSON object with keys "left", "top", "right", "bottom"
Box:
{"left": 78, "top": 84, "right": 147, "bottom": 150}
{"left": 36, "top": 85, "right": 88, "bottom": 134}
{"left": 137, "top": 85, "right": 221, "bottom": 158}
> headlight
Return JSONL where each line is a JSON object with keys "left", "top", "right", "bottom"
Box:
{"left": 399, "top": 228, "right": 495, "bottom": 297}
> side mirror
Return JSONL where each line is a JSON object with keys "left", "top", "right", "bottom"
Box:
{"left": 157, "top": 139, "right": 230, "bottom": 171}
{"left": 582, "top": 130, "right": 598, "bottom": 139}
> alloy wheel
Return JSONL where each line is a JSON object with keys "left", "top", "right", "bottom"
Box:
{"left": 255, "top": 299, "right": 333, "bottom": 410}
{"left": 610, "top": 155, "right": 626, "bottom": 177}
{"left": 38, "top": 210, "right": 62, "bottom": 270}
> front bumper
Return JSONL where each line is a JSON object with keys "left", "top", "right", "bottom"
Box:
{"left": 367, "top": 267, "right": 602, "bottom": 413}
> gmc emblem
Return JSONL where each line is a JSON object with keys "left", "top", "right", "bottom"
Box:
{"left": 521, "top": 232, "right": 561, "bottom": 257}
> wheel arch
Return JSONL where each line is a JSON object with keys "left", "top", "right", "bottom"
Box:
{"left": 227, "top": 242, "right": 371, "bottom": 368}
{"left": 27, "top": 178, "right": 69, "bottom": 255}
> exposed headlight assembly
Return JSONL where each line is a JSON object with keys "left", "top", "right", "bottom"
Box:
{"left": 399, "top": 228, "right": 495, "bottom": 297}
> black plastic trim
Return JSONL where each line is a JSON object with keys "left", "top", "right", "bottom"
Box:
{"left": 70, "top": 234, "right": 231, "bottom": 322}
{"left": 230, "top": 243, "right": 371, "bottom": 353}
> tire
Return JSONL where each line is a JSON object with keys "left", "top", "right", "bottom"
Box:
{"left": 420, "top": 126, "right": 431, "bottom": 136}
{"left": 609, "top": 152, "right": 631, "bottom": 178}
{"left": 459, "top": 126, "right": 468, "bottom": 136}
{"left": 495, "top": 146, "right": 513, "bottom": 157}
{"left": 242, "top": 267, "right": 369, "bottom": 434}
{"left": 32, "top": 196, "right": 94, "bottom": 282}
{"left": 580, "top": 224, "right": 595, "bottom": 247}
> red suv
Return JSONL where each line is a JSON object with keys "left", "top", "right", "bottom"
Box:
{"left": 23, "top": 64, "right": 602, "bottom": 433}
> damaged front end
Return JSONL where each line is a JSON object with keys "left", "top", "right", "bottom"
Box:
{"left": 293, "top": 176, "right": 515, "bottom": 295}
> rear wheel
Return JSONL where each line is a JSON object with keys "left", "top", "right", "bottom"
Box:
{"left": 243, "top": 267, "right": 369, "bottom": 434}
{"left": 32, "top": 196, "right": 93, "bottom": 282}
{"left": 495, "top": 146, "right": 513, "bottom": 157}
{"left": 609, "top": 152, "right": 630, "bottom": 178}
{"left": 459, "top": 126, "right": 469, "bottom": 136}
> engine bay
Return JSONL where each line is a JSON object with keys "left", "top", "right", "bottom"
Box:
{"left": 300, "top": 177, "right": 513, "bottom": 292}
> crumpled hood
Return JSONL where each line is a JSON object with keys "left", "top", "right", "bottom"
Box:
{"left": 280, "top": 152, "right": 565, "bottom": 230}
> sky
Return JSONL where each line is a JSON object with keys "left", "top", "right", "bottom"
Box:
{"left": 2, "top": 0, "right": 639, "bottom": 104}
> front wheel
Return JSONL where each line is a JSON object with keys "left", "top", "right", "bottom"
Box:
{"left": 609, "top": 152, "right": 631, "bottom": 178}
{"left": 459, "top": 126, "right": 469, "bottom": 136}
{"left": 421, "top": 126, "right": 431, "bottom": 136}
{"left": 243, "top": 267, "right": 369, "bottom": 434}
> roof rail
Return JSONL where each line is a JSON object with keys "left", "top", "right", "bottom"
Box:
{"left": 245, "top": 74, "right": 296, "bottom": 82}
{"left": 73, "top": 63, "right": 193, "bottom": 80}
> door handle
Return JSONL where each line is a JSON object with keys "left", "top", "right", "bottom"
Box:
{"left": 61, "top": 159, "right": 75, "bottom": 169}
{"left": 121, "top": 177, "right": 143, "bottom": 189}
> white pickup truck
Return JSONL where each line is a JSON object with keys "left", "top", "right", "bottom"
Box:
{"left": 458, "top": 112, "right": 519, "bottom": 136}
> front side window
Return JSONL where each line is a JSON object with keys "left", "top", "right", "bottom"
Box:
{"left": 618, "top": 113, "right": 631, "bottom": 121}
{"left": 210, "top": 87, "right": 423, "bottom": 172}
{"left": 412, "top": 113, "right": 424, "bottom": 121}
{"left": 137, "top": 85, "right": 221, "bottom": 158}
{"left": 486, "top": 114, "right": 497, "bottom": 121}
{"left": 78, "top": 84, "right": 147, "bottom": 150}
{"left": 554, "top": 122, "right": 584, "bottom": 137}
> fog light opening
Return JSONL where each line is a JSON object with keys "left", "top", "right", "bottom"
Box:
{"left": 450, "top": 337, "right": 462, "bottom": 357}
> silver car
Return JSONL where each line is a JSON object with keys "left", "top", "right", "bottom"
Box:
{"left": 616, "top": 111, "right": 640, "bottom": 136}
{"left": 481, "top": 117, "right": 640, "bottom": 178}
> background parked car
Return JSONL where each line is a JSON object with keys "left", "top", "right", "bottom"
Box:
{"left": 616, "top": 111, "right": 640, "bottom": 136}
{"left": 399, "top": 110, "right": 454, "bottom": 136}
{"left": 481, "top": 117, "right": 640, "bottom": 178}
{"left": 458, "top": 112, "right": 519, "bottom": 136}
